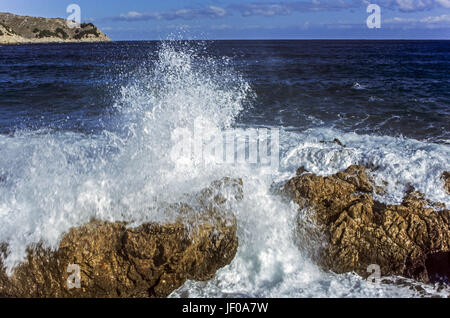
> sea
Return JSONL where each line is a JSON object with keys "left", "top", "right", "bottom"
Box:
{"left": 0, "top": 40, "right": 449, "bottom": 297}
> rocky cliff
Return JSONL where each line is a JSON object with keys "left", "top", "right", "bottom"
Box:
{"left": 0, "top": 12, "right": 111, "bottom": 44}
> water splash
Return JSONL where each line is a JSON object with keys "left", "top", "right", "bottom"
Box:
{"left": 0, "top": 41, "right": 251, "bottom": 271}
{"left": 0, "top": 42, "right": 448, "bottom": 297}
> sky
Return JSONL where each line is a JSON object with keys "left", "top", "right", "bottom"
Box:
{"left": 0, "top": 0, "right": 449, "bottom": 40}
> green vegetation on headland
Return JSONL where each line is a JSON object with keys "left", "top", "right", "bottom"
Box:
{"left": 33, "top": 28, "right": 69, "bottom": 40}
{"left": 74, "top": 27, "right": 100, "bottom": 40}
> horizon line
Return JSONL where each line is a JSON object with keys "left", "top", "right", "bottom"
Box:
{"left": 109, "top": 38, "right": 450, "bottom": 41}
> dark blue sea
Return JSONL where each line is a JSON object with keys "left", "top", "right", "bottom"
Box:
{"left": 1, "top": 40, "right": 449, "bottom": 141}
{"left": 0, "top": 40, "right": 449, "bottom": 297}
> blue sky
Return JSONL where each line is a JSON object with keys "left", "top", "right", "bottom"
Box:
{"left": 1, "top": 0, "right": 449, "bottom": 39}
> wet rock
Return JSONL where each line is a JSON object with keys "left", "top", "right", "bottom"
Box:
{"left": 0, "top": 179, "right": 241, "bottom": 298}
{"left": 332, "top": 138, "right": 346, "bottom": 148}
{"left": 364, "top": 162, "right": 381, "bottom": 172}
{"left": 285, "top": 165, "right": 450, "bottom": 283}
{"left": 375, "top": 185, "right": 386, "bottom": 196}
{"left": 442, "top": 172, "right": 450, "bottom": 194}
{"left": 296, "top": 166, "right": 308, "bottom": 176}
{"left": 320, "top": 138, "right": 346, "bottom": 148}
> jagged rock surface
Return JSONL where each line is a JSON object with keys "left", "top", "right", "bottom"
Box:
{"left": 285, "top": 165, "right": 450, "bottom": 283}
{"left": 0, "top": 178, "right": 242, "bottom": 298}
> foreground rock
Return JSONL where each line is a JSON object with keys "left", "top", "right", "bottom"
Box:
{"left": 0, "top": 178, "right": 241, "bottom": 297}
{"left": 285, "top": 165, "right": 450, "bottom": 284}
{"left": 0, "top": 12, "right": 110, "bottom": 44}
{"left": 443, "top": 172, "right": 450, "bottom": 194}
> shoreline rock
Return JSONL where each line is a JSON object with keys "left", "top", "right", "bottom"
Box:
{"left": 0, "top": 178, "right": 242, "bottom": 298}
{"left": 0, "top": 12, "right": 111, "bottom": 45}
{"left": 285, "top": 165, "right": 450, "bottom": 284}
{"left": 442, "top": 172, "right": 450, "bottom": 194}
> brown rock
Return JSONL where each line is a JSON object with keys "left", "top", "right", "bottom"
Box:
{"left": 285, "top": 165, "right": 450, "bottom": 283}
{"left": 0, "top": 178, "right": 241, "bottom": 298}
{"left": 442, "top": 172, "right": 450, "bottom": 194}
{"left": 296, "top": 166, "right": 308, "bottom": 176}
{"left": 332, "top": 138, "right": 346, "bottom": 147}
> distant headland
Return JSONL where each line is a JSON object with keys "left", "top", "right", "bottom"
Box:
{"left": 0, "top": 12, "right": 111, "bottom": 44}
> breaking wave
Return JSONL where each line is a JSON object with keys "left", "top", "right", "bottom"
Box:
{"left": 0, "top": 41, "right": 448, "bottom": 297}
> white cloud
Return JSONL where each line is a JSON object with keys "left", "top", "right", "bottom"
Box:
{"left": 381, "top": 0, "right": 450, "bottom": 11}
{"left": 113, "top": 1, "right": 450, "bottom": 24}
{"left": 114, "top": 6, "right": 229, "bottom": 21}
{"left": 384, "top": 14, "right": 450, "bottom": 29}
{"left": 395, "top": 0, "right": 421, "bottom": 11}
{"left": 436, "top": 0, "right": 450, "bottom": 7}
{"left": 123, "top": 11, "right": 142, "bottom": 18}
{"left": 387, "top": 13, "right": 450, "bottom": 22}
{"left": 118, "top": 11, "right": 160, "bottom": 20}
{"left": 208, "top": 6, "right": 228, "bottom": 17}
